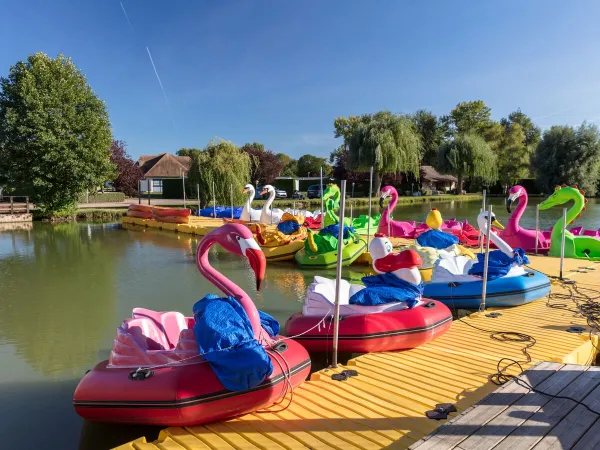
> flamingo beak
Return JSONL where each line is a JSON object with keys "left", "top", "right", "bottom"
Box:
{"left": 245, "top": 247, "right": 266, "bottom": 291}
{"left": 379, "top": 192, "right": 389, "bottom": 208}
{"left": 492, "top": 219, "right": 504, "bottom": 230}
{"left": 506, "top": 192, "right": 519, "bottom": 213}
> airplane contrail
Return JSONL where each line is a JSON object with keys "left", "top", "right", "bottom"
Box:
{"left": 146, "top": 46, "right": 179, "bottom": 134}
{"left": 119, "top": 2, "right": 134, "bottom": 30}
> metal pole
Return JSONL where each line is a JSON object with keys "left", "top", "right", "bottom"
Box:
{"left": 147, "top": 187, "right": 150, "bottom": 205}
{"left": 367, "top": 167, "right": 374, "bottom": 244}
{"left": 482, "top": 189, "right": 486, "bottom": 212}
{"left": 320, "top": 167, "right": 324, "bottom": 229}
{"left": 332, "top": 180, "right": 347, "bottom": 368}
{"left": 479, "top": 207, "right": 483, "bottom": 253}
{"left": 293, "top": 200, "right": 296, "bottom": 216}
{"left": 350, "top": 201, "right": 353, "bottom": 221}
{"left": 212, "top": 181, "right": 216, "bottom": 218}
{"left": 197, "top": 184, "right": 200, "bottom": 215}
{"left": 182, "top": 170, "right": 186, "bottom": 208}
{"left": 26, "top": 197, "right": 29, "bottom": 213}
{"left": 138, "top": 180, "right": 141, "bottom": 204}
{"left": 10, "top": 196, "right": 13, "bottom": 213}
{"left": 560, "top": 207, "right": 567, "bottom": 280}
{"left": 535, "top": 204, "right": 539, "bottom": 254}
{"left": 230, "top": 184, "right": 234, "bottom": 219}
{"left": 480, "top": 204, "right": 493, "bottom": 312}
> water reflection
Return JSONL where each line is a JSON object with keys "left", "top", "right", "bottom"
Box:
{"left": 0, "top": 223, "right": 118, "bottom": 378}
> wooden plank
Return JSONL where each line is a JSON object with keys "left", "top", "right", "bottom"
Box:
{"left": 409, "top": 362, "right": 560, "bottom": 450}
{"left": 458, "top": 363, "right": 584, "bottom": 450}
{"left": 533, "top": 381, "right": 600, "bottom": 450}
{"left": 571, "top": 417, "right": 600, "bottom": 450}
{"left": 492, "top": 366, "right": 600, "bottom": 450}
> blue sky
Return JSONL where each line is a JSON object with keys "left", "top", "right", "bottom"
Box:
{"left": 2, "top": 1, "right": 600, "bottom": 161}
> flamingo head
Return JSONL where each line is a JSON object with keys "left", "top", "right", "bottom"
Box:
{"left": 425, "top": 208, "right": 443, "bottom": 230}
{"left": 207, "top": 223, "right": 266, "bottom": 291}
{"left": 506, "top": 185, "right": 525, "bottom": 213}
{"left": 259, "top": 185, "right": 274, "bottom": 196}
{"left": 379, "top": 186, "right": 396, "bottom": 208}
{"left": 243, "top": 184, "right": 255, "bottom": 195}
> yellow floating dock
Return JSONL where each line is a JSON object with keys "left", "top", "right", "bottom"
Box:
{"left": 114, "top": 255, "right": 600, "bottom": 450}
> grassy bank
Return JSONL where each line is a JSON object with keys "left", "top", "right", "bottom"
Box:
{"left": 33, "top": 208, "right": 128, "bottom": 222}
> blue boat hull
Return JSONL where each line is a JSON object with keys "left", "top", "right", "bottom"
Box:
{"left": 422, "top": 270, "right": 551, "bottom": 309}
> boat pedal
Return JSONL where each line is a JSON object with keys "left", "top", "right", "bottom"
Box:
{"left": 567, "top": 326, "right": 586, "bottom": 334}
{"left": 129, "top": 368, "right": 154, "bottom": 381}
{"left": 426, "top": 403, "right": 457, "bottom": 420}
{"left": 485, "top": 312, "right": 502, "bottom": 318}
{"left": 524, "top": 272, "right": 535, "bottom": 277}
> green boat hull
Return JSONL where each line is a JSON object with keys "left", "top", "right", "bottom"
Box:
{"left": 295, "top": 238, "right": 367, "bottom": 269}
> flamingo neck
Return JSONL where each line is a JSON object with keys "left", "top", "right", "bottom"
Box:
{"left": 387, "top": 190, "right": 398, "bottom": 220}
{"left": 196, "top": 236, "right": 261, "bottom": 340}
{"left": 509, "top": 191, "right": 528, "bottom": 231}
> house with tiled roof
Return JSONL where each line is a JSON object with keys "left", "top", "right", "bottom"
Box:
{"left": 420, "top": 166, "right": 457, "bottom": 192}
{"left": 137, "top": 153, "right": 191, "bottom": 193}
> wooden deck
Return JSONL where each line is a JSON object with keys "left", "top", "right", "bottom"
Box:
{"left": 112, "top": 256, "right": 600, "bottom": 450}
{"left": 410, "top": 362, "right": 600, "bottom": 450}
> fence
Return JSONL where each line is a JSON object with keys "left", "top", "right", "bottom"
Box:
{"left": 0, "top": 196, "right": 30, "bottom": 214}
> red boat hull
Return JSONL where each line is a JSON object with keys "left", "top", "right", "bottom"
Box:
{"left": 285, "top": 300, "right": 452, "bottom": 353}
{"left": 73, "top": 338, "right": 310, "bottom": 426}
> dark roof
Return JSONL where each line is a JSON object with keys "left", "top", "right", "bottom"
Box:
{"left": 137, "top": 153, "right": 191, "bottom": 178}
{"left": 420, "top": 166, "right": 457, "bottom": 183}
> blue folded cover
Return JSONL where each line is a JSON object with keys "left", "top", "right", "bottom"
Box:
{"left": 468, "top": 248, "right": 530, "bottom": 281}
{"left": 192, "top": 294, "right": 279, "bottom": 391}
{"left": 320, "top": 223, "right": 355, "bottom": 239}
{"left": 349, "top": 272, "right": 423, "bottom": 307}
{"left": 277, "top": 220, "right": 301, "bottom": 235}
{"left": 416, "top": 229, "right": 459, "bottom": 249}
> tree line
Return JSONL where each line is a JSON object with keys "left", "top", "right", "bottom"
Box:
{"left": 1, "top": 52, "right": 600, "bottom": 215}
{"left": 332, "top": 103, "right": 600, "bottom": 196}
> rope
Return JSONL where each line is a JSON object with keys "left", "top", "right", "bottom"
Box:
{"left": 449, "top": 274, "right": 600, "bottom": 417}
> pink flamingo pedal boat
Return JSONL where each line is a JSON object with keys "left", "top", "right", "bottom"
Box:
{"left": 503, "top": 185, "right": 550, "bottom": 253}
{"left": 73, "top": 224, "right": 310, "bottom": 426}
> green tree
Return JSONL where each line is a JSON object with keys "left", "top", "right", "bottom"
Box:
{"left": 0, "top": 52, "right": 113, "bottom": 214}
{"left": 440, "top": 100, "right": 493, "bottom": 139}
{"left": 186, "top": 139, "right": 251, "bottom": 207}
{"left": 534, "top": 123, "right": 600, "bottom": 195}
{"left": 438, "top": 133, "right": 498, "bottom": 193}
{"left": 297, "top": 154, "right": 331, "bottom": 177}
{"left": 277, "top": 153, "right": 298, "bottom": 177}
{"left": 177, "top": 148, "right": 201, "bottom": 158}
{"left": 501, "top": 109, "right": 541, "bottom": 147}
{"left": 409, "top": 109, "right": 442, "bottom": 165}
{"left": 496, "top": 123, "right": 531, "bottom": 189}
{"left": 343, "top": 111, "right": 421, "bottom": 194}
{"left": 241, "top": 142, "right": 283, "bottom": 185}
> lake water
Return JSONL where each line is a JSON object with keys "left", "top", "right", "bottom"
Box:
{"left": 1, "top": 196, "right": 599, "bottom": 449}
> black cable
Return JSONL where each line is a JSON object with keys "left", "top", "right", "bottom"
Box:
{"left": 452, "top": 276, "right": 600, "bottom": 417}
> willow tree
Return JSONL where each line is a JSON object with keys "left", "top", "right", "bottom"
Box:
{"left": 344, "top": 111, "right": 421, "bottom": 194}
{"left": 186, "top": 139, "right": 251, "bottom": 207}
{"left": 438, "top": 133, "right": 497, "bottom": 193}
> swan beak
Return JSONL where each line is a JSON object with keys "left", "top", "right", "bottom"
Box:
{"left": 492, "top": 219, "right": 504, "bottom": 230}
{"left": 243, "top": 188, "right": 249, "bottom": 194}
{"left": 260, "top": 189, "right": 267, "bottom": 196}
{"left": 245, "top": 247, "right": 266, "bottom": 291}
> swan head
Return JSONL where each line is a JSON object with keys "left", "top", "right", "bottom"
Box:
{"left": 477, "top": 211, "right": 504, "bottom": 231}
{"left": 205, "top": 223, "right": 266, "bottom": 291}
{"left": 369, "top": 233, "right": 393, "bottom": 265}
{"left": 259, "top": 185, "right": 275, "bottom": 196}
{"left": 373, "top": 249, "right": 423, "bottom": 283}
{"left": 379, "top": 185, "right": 396, "bottom": 208}
{"left": 425, "top": 208, "right": 443, "bottom": 230}
{"left": 243, "top": 184, "right": 255, "bottom": 195}
{"left": 506, "top": 185, "right": 525, "bottom": 213}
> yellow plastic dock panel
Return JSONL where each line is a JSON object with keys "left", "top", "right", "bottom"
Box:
{"left": 114, "top": 257, "right": 599, "bottom": 449}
